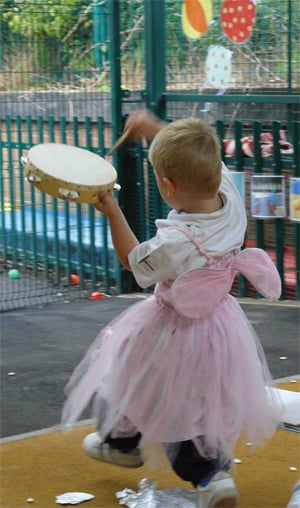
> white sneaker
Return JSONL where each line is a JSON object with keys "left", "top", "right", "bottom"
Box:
{"left": 197, "top": 471, "right": 238, "bottom": 508}
{"left": 82, "top": 432, "right": 144, "bottom": 468}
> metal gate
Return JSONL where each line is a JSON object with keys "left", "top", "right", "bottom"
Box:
{"left": 1, "top": 0, "right": 299, "bottom": 308}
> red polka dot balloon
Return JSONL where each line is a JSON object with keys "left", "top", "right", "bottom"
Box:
{"left": 205, "top": 45, "right": 232, "bottom": 89}
{"left": 220, "top": 0, "right": 256, "bottom": 44}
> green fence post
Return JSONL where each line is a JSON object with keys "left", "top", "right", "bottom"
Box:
{"left": 16, "top": 116, "right": 27, "bottom": 268}
{"left": 142, "top": 0, "right": 167, "bottom": 248}
{"left": 6, "top": 115, "right": 17, "bottom": 265}
{"left": 253, "top": 121, "right": 265, "bottom": 250}
{"left": 0, "top": 120, "right": 7, "bottom": 262}
{"left": 233, "top": 120, "right": 247, "bottom": 297}
{"left": 72, "top": 116, "right": 84, "bottom": 288}
{"left": 59, "top": 116, "right": 71, "bottom": 284}
{"left": 84, "top": 115, "right": 98, "bottom": 289}
{"left": 144, "top": 0, "right": 166, "bottom": 118}
{"left": 26, "top": 115, "right": 38, "bottom": 276}
{"left": 97, "top": 116, "right": 110, "bottom": 292}
{"left": 48, "top": 115, "right": 60, "bottom": 285}
{"left": 272, "top": 121, "right": 285, "bottom": 299}
{"left": 108, "top": 0, "right": 122, "bottom": 293}
{"left": 93, "top": 1, "right": 106, "bottom": 71}
{"left": 292, "top": 122, "right": 300, "bottom": 299}
{"left": 37, "top": 115, "right": 49, "bottom": 281}
{"left": 234, "top": 121, "right": 243, "bottom": 173}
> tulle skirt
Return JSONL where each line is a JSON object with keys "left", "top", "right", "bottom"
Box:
{"left": 62, "top": 293, "right": 282, "bottom": 464}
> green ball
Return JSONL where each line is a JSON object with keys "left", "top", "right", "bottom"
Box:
{"left": 8, "top": 269, "right": 20, "bottom": 280}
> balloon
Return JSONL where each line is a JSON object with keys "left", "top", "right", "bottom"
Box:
{"left": 220, "top": 0, "right": 256, "bottom": 44}
{"left": 182, "top": 0, "right": 212, "bottom": 39}
{"left": 205, "top": 45, "right": 232, "bottom": 89}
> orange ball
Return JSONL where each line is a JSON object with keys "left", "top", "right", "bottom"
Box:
{"left": 90, "top": 291, "right": 103, "bottom": 300}
{"left": 71, "top": 274, "right": 80, "bottom": 285}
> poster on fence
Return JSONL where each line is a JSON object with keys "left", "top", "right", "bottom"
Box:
{"left": 289, "top": 177, "right": 300, "bottom": 222}
{"left": 250, "top": 175, "right": 286, "bottom": 218}
{"left": 230, "top": 171, "right": 246, "bottom": 206}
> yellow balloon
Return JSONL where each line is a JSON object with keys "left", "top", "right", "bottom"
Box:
{"left": 182, "top": 0, "right": 212, "bottom": 39}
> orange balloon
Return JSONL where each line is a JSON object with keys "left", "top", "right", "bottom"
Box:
{"left": 185, "top": 0, "right": 206, "bottom": 33}
{"left": 182, "top": 0, "right": 212, "bottom": 39}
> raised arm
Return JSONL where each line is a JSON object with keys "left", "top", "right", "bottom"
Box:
{"left": 110, "top": 109, "right": 166, "bottom": 153}
{"left": 95, "top": 192, "right": 139, "bottom": 271}
{"left": 124, "top": 109, "right": 166, "bottom": 141}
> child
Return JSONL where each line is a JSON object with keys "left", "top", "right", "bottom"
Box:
{"left": 62, "top": 117, "right": 282, "bottom": 508}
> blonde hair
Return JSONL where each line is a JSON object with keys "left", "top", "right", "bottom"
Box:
{"left": 148, "top": 118, "right": 222, "bottom": 198}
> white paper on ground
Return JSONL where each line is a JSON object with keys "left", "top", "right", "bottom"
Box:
{"left": 267, "top": 387, "right": 300, "bottom": 425}
{"left": 56, "top": 492, "right": 95, "bottom": 505}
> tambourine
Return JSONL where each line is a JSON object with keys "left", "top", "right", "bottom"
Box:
{"left": 22, "top": 143, "right": 120, "bottom": 204}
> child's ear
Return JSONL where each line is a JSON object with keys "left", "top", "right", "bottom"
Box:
{"left": 162, "top": 176, "right": 176, "bottom": 196}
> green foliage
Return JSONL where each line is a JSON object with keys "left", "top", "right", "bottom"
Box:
{"left": 1, "top": 0, "right": 298, "bottom": 91}
{"left": 3, "top": 0, "right": 92, "bottom": 40}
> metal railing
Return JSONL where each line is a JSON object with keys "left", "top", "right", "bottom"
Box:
{"left": 0, "top": 114, "right": 119, "bottom": 310}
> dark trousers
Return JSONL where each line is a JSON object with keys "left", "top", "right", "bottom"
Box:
{"left": 105, "top": 432, "right": 229, "bottom": 487}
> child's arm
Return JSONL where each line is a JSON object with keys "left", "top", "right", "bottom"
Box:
{"left": 95, "top": 192, "right": 139, "bottom": 271}
{"left": 124, "top": 109, "right": 166, "bottom": 141}
{"left": 109, "top": 109, "right": 165, "bottom": 154}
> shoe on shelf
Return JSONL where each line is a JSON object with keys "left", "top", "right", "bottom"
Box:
{"left": 197, "top": 471, "right": 238, "bottom": 508}
{"left": 82, "top": 432, "right": 144, "bottom": 468}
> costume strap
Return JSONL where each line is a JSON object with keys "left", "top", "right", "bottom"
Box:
{"left": 167, "top": 225, "right": 212, "bottom": 260}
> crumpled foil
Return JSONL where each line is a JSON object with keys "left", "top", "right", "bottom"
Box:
{"left": 116, "top": 478, "right": 197, "bottom": 507}
{"left": 56, "top": 492, "right": 95, "bottom": 505}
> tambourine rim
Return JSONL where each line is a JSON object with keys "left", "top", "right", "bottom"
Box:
{"left": 25, "top": 163, "right": 116, "bottom": 191}
{"left": 26, "top": 143, "right": 117, "bottom": 188}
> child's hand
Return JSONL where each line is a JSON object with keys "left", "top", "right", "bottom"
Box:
{"left": 109, "top": 109, "right": 165, "bottom": 154}
{"left": 94, "top": 191, "right": 119, "bottom": 217}
{"left": 124, "top": 109, "right": 165, "bottom": 141}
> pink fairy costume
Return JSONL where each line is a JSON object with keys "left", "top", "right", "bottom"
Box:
{"left": 62, "top": 166, "right": 282, "bottom": 467}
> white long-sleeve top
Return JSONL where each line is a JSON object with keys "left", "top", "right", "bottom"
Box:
{"left": 128, "top": 164, "right": 247, "bottom": 288}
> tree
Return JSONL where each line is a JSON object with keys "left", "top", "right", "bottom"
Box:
{"left": 3, "top": 0, "right": 92, "bottom": 40}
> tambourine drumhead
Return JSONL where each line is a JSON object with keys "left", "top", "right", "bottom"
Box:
{"left": 24, "top": 143, "right": 118, "bottom": 204}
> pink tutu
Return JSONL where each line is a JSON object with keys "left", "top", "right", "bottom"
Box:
{"left": 62, "top": 248, "right": 283, "bottom": 464}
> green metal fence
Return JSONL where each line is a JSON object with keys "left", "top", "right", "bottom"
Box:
{"left": 0, "top": 115, "right": 119, "bottom": 310}
{"left": 1, "top": 0, "right": 299, "bottom": 308}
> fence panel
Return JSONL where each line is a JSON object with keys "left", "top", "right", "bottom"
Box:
{"left": 1, "top": 0, "right": 299, "bottom": 306}
{"left": 0, "top": 115, "right": 118, "bottom": 310}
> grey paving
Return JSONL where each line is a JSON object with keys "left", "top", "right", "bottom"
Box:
{"left": 0, "top": 297, "right": 299, "bottom": 438}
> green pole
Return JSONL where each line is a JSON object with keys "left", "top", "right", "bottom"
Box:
{"left": 253, "top": 121, "right": 265, "bottom": 250}
{"left": 292, "top": 122, "right": 300, "bottom": 299}
{"left": 93, "top": 1, "right": 106, "bottom": 70}
{"left": 0, "top": 119, "right": 7, "bottom": 262}
{"left": 108, "top": 0, "right": 122, "bottom": 293}
{"left": 144, "top": 0, "right": 166, "bottom": 118}
{"left": 287, "top": 0, "right": 293, "bottom": 137}
{"left": 6, "top": 115, "right": 17, "bottom": 264}
{"left": 272, "top": 121, "right": 285, "bottom": 299}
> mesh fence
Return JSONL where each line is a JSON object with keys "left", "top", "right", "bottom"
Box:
{"left": 1, "top": 0, "right": 299, "bottom": 307}
{"left": 162, "top": 0, "right": 299, "bottom": 128}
